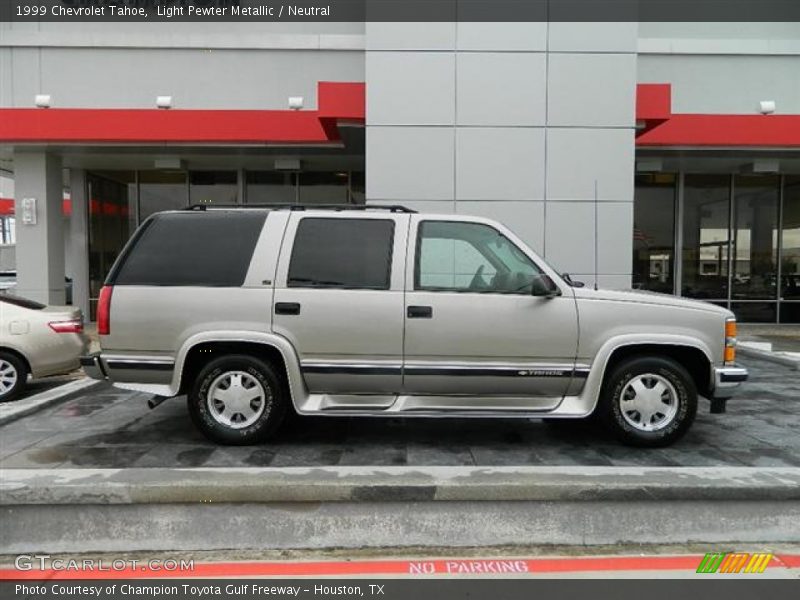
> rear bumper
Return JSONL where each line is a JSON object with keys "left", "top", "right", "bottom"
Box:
{"left": 80, "top": 353, "right": 108, "bottom": 381}
{"left": 712, "top": 365, "right": 749, "bottom": 399}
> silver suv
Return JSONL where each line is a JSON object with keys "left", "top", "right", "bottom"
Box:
{"left": 82, "top": 205, "right": 747, "bottom": 447}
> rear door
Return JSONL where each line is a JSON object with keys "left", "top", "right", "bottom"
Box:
{"left": 402, "top": 217, "right": 579, "bottom": 402}
{"left": 272, "top": 212, "right": 408, "bottom": 396}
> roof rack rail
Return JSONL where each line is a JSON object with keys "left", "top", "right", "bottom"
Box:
{"left": 185, "top": 203, "right": 417, "bottom": 214}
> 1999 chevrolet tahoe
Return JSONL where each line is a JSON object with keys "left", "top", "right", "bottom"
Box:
{"left": 82, "top": 204, "right": 748, "bottom": 447}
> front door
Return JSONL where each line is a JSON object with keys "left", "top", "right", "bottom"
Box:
{"left": 403, "top": 218, "right": 579, "bottom": 402}
{"left": 272, "top": 213, "right": 408, "bottom": 397}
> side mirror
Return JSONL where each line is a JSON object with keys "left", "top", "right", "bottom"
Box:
{"left": 531, "top": 274, "right": 561, "bottom": 298}
{"left": 562, "top": 273, "right": 585, "bottom": 288}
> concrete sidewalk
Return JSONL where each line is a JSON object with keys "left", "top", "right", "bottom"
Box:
{"left": 739, "top": 324, "right": 800, "bottom": 368}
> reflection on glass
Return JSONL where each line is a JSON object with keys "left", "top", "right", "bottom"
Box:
{"left": 139, "top": 171, "right": 187, "bottom": 221}
{"left": 782, "top": 177, "right": 800, "bottom": 300}
{"left": 350, "top": 171, "right": 365, "bottom": 205}
{"left": 681, "top": 175, "right": 731, "bottom": 300}
{"left": 731, "top": 302, "right": 777, "bottom": 324}
{"left": 87, "top": 171, "right": 136, "bottom": 319}
{"left": 731, "top": 175, "right": 779, "bottom": 300}
{"left": 298, "top": 172, "right": 349, "bottom": 204}
{"left": 632, "top": 173, "right": 676, "bottom": 293}
{"left": 245, "top": 171, "right": 297, "bottom": 204}
{"left": 189, "top": 171, "right": 237, "bottom": 206}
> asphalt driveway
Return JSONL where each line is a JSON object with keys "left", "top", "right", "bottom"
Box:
{"left": 0, "top": 356, "right": 797, "bottom": 469}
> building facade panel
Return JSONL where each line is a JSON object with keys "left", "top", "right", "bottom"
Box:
{"left": 546, "top": 53, "right": 637, "bottom": 128}
{"left": 455, "top": 127, "right": 545, "bottom": 201}
{"left": 456, "top": 52, "right": 547, "bottom": 126}
{"left": 366, "top": 126, "right": 455, "bottom": 201}
{"left": 366, "top": 51, "right": 455, "bottom": 125}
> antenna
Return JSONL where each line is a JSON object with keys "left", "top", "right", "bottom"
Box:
{"left": 594, "top": 179, "right": 599, "bottom": 291}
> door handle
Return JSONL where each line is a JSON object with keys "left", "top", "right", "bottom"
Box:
{"left": 407, "top": 305, "right": 433, "bottom": 319}
{"left": 275, "top": 302, "right": 301, "bottom": 316}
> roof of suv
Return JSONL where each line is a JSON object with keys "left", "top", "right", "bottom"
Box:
{"left": 184, "top": 203, "right": 416, "bottom": 214}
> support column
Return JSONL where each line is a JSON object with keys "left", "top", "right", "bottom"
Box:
{"left": 13, "top": 152, "right": 66, "bottom": 305}
{"left": 69, "top": 169, "right": 90, "bottom": 317}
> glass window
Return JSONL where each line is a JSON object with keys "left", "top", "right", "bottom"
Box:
{"left": 112, "top": 212, "right": 266, "bottom": 287}
{"left": 681, "top": 175, "right": 731, "bottom": 300}
{"left": 288, "top": 218, "right": 394, "bottom": 290}
{"left": 246, "top": 171, "right": 297, "bottom": 205}
{"left": 350, "top": 172, "right": 365, "bottom": 205}
{"left": 416, "top": 221, "right": 542, "bottom": 294}
{"left": 632, "top": 173, "right": 676, "bottom": 293}
{"left": 298, "top": 172, "right": 349, "bottom": 204}
{"left": 731, "top": 175, "right": 779, "bottom": 301}
{"left": 782, "top": 177, "right": 800, "bottom": 301}
{"left": 189, "top": 171, "right": 237, "bottom": 206}
{"left": 139, "top": 171, "right": 187, "bottom": 220}
{"left": 87, "top": 171, "right": 136, "bottom": 318}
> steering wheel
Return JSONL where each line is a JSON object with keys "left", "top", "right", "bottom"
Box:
{"left": 469, "top": 265, "right": 487, "bottom": 290}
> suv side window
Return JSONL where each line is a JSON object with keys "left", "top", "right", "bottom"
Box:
{"left": 416, "top": 221, "right": 542, "bottom": 294}
{"left": 288, "top": 218, "right": 394, "bottom": 290}
{"left": 111, "top": 212, "right": 266, "bottom": 287}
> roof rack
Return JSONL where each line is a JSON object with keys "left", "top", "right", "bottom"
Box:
{"left": 185, "top": 203, "right": 417, "bottom": 214}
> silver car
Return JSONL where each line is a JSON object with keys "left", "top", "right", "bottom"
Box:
{"left": 0, "top": 295, "right": 88, "bottom": 401}
{"left": 82, "top": 205, "right": 747, "bottom": 447}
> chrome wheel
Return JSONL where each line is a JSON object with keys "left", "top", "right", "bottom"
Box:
{"left": 206, "top": 371, "right": 268, "bottom": 429}
{"left": 0, "top": 359, "right": 18, "bottom": 397}
{"left": 618, "top": 373, "right": 679, "bottom": 432}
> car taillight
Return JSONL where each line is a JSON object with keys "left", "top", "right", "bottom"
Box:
{"left": 724, "top": 318, "right": 737, "bottom": 365}
{"left": 97, "top": 285, "right": 113, "bottom": 335}
{"left": 48, "top": 319, "right": 84, "bottom": 334}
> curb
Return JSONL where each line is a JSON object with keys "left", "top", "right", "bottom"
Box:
{"left": 2, "top": 466, "right": 800, "bottom": 504}
{"left": 0, "top": 378, "right": 102, "bottom": 427}
{"left": 739, "top": 345, "right": 800, "bottom": 370}
{"left": 1, "top": 467, "right": 799, "bottom": 552}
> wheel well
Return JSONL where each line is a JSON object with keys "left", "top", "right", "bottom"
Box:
{"left": 0, "top": 346, "right": 31, "bottom": 376}
{"left": 602, "top": 344, "right": 712, "bottom": 397}
{"left": 178, "top": 341, "right": 290, "bottom": 398}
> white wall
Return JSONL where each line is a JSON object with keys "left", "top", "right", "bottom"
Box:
{"left": 365, "top": 22, "right": 638, "bottom": 289}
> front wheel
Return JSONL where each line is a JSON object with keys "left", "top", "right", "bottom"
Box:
{"left": 187, "top": 354, "right": 287, "bottom": 445}
{"left": 597, "top": 356, "right": 697, "bottom": 447}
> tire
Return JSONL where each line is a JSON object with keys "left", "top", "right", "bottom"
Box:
{"left": 187, "top": 354, "right": 288, "bottom": 445}
{"left": 597, "top": 356, "right": 697, "bottom": 447}
{"left": 0, "top": 351, "right": 27, "bottom": 403}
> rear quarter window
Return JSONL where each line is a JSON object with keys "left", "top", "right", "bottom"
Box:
{"left": 111, "top": 212, "right": 267, "bottom": 287}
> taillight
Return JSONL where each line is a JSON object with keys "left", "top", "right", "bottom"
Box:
{"left": 724, "top": 318, "right": 737, "bottom": 365}
{"left": 48, "top": 319, "right": 84, "bottom": 334}
{"left": 97, "top": 285, "right": 113, "bottom": 335}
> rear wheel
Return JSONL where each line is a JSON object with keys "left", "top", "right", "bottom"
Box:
{"left": 598, "top": 356, "right": 697, "bottom": 447}
{"left": 188, "top": 354, "right": 287, "bottom": 445}
{"left": 0, "top": 351, "right": 27, "bottom": 402}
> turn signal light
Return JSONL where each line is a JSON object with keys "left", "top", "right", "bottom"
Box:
{"left": 724, "top": 318, "right": 737, "bottom": 365}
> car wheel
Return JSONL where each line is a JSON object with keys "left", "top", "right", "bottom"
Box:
{"left": 0, "top": 351, "right": 27, "bottom": 402}
{"left": 187, "top": 354, "right": 287, "bottom": 445}
{"left": 598, "top": 356, "right": 697, "bottom": 447}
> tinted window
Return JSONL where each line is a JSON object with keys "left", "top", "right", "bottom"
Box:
{"left": 112, "top": 212, "right": 266, "bottom": 287}
{"left": 416, "top": 221, "right": 542, "bottom": 294}
{"left": 288, "top": 218, "right": 394, "bottom": 290}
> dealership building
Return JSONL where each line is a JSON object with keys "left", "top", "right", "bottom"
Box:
{"left": 2, "top": 21, "right": 800, "bottom": 322}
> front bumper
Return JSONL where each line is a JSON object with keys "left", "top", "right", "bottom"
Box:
{"left": 712, "top": 364, "right": 748, "bottom": 399}
{"left": 80, "top": 353, "right": 108, "bottom": 381}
